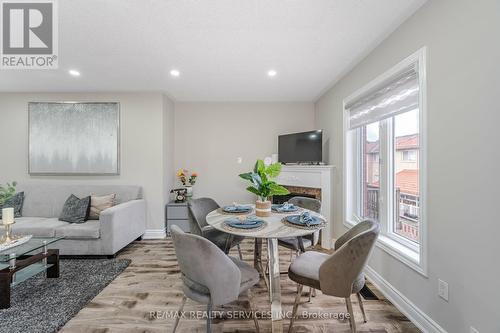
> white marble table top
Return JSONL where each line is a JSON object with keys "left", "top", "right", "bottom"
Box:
{"left": 206, "top": 204, "right": 326, "bottom": 239}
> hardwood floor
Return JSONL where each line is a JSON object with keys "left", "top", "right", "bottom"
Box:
{"left": 61, "top": 239, "right": 421, "bottom": 332}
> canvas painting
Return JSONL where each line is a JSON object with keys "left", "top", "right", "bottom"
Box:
{"left": 29, "top": 102, "right": 120, "bottom": 175}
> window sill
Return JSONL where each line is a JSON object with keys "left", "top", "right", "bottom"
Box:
{"left": 344, "top": 219, "right": 427, "bottom": 277}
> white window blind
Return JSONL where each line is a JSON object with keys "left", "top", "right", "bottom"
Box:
{"left": 346, "top": 64, "right": 419, "bottom": 130}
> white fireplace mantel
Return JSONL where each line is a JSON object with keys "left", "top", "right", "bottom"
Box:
{"left": 276, "top": 165, "right": 335, "bottom": 249}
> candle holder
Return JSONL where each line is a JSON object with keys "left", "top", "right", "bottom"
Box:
{"left": 0, "top": 221, "right": 20, "bottom": 245}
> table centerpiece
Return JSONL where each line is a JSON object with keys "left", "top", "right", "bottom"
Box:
{"left": 239, "top": 159, "right": 289, "bottom": 217}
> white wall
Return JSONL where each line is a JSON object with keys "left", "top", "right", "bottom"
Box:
{"left": 174, "top": 102, "right": 315, "bottom": 205}
{"left": 0, "top": 92, "right": 174, "bottom": 232}
{"left": 315, "top": 0, "right": 500, "bottom": 332}
{"left": 162, "top": 94, "right": 176, "bottom": 215}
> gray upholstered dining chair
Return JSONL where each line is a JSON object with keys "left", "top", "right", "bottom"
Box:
{"left": 278, "top": 196, "right": 321, "bottom": 301}
{"left": 170, "top": 225, "right": 260, "bottom": 333}
{"left": 188, "top": 197, "right": 244, "bottom": 258}
{"left": 287, "top": 220, "right": 380, "bottom": 333}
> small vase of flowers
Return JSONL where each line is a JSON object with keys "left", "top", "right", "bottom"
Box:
{"left": 239, "top": 159, "right": 289, "bottom": 217}
{"left": 177, "top": 169, "right": 198, "bottom": 197}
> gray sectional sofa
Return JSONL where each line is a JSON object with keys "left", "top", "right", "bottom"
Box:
{"left": 9, "top": 183, "right": 146, "bottom": 256}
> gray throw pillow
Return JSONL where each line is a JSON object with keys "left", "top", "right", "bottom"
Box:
{"left": 0, "top": 192, "right": 25, "bottom": 218}
{"left": 59, "top": 194, "right": 91, "bottom": 223}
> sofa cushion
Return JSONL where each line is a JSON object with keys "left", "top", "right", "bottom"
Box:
{"left": 55, "top": 220, "right": 100, "bottom": 239}
{"left": 11, "top": 217, "right": 68, "bottom": 237}
{"left": 89, "top": 194, "right": 116, "bottom": 220}
{"left": 0, "top": 192, "right": 25, "bottom": 218}
{"left": 59, "top": 195, "right": 91, "bottom": 223}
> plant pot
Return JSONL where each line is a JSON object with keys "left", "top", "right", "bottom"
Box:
{"left": 184, "top": 185, "right": 193, "bottom": 198}
{"left": 255, "top": 200, "right": 271, "bottom": 217}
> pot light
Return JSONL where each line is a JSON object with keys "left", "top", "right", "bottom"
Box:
{"left": 69, "top": 69, "right": 80, "bottom": 77}
{"left": 170, "top": 69, "right": 180, "bottom": 77}
{"left": 267, "top": 70, "right": 277, "bottom": 77}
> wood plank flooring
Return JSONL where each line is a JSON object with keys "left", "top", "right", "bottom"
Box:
{"left": 60, "top": 239, "right": 421, "bottom": 333}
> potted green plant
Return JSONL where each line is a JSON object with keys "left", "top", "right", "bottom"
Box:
{"left": 239, "top": 160, "right": 289, "bottom": 217}
{"left": 0, "top": 181, "right": 17, "bottom": 206}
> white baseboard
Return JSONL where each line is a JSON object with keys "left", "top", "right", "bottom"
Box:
{"left": 142, "top": 229, "right": 167, "bottom": 239}
{"left": 365, "top": 265, "right": 447, "bottom": 333}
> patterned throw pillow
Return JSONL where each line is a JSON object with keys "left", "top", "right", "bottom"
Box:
{"left": 89, "top": 194, "right": 116, "bottom": 220}
{"left": 0, "top": 192, "right": 25, "bottom": 218}
{"left": 59, "top": 194, "right": 91, "bottom": 223}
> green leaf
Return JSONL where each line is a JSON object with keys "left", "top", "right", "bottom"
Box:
{"left": 265, "top": 163, "right": 282, "bottom": 178}
{"left": 246, "top": 186, "right": 260, "bottom": 196}
{"left": 268, "top": 183, "right": 290, "bottom": 196}
{"left": 254, "top": 159, "right": 265, "bottom": 173}
{"left": 239, "top": 172, "right": 253, "bottom": 181}
{"left": 260, "top": 172, "right": 268, "bottom": 183}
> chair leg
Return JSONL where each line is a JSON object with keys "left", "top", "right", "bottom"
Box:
{"left": 288, "top": 284, "right": 303, "bottom": 333}
{"left": 345, "top": 296, "right": 356, "bottom": 333}
{"left": 308, "top": 287, "right": 313, "bottom": 303}
{"left": 237, "top": 244, "right": 243, "bottom": 260}
{"left": 247, "top": 289, "right": 260, "bottom": 333}
{"left": 223, "top": 235, "right": 234, "bottom": 254}
{"left": 172, "top": 295, "right": 187, "bottom": 333}
{"left": 356, "top": 292, "right": 367, "bottom": 323}
{"left": 206, "top": 299, "right": 213, "bottom": 333}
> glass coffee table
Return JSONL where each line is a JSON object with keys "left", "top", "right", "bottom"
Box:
{"left": 0, "top": 236, "right": 63, "bottom": 309}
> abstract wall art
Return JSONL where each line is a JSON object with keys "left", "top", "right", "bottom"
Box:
{"left": 29, "top": 102, "right": 120, "bottom": 175}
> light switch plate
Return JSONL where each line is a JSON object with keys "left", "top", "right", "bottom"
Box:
{"left": 438, "top": 279, "right": 449, "bottom": 301}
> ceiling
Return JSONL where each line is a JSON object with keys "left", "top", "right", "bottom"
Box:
{"left": 0, "top": 0, "right": 427, "bottom": 101}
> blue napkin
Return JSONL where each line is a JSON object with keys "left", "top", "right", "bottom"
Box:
{"left": 300, "top": 211, "right": 314, "bottom": 226}
{"left": 272, "top": 202, "right": 298, "bottom": 212}
{"left": 225, "top": 215, "right": 264, "bottom": 229}
{"left": 286, "top": 212, "right": 322, "bottom": 227}
{"left": 223, "top": 204, "right": 251, "bottom": 213}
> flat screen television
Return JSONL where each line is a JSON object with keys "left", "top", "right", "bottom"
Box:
{"left": 278, "top": 130, "right": 323, "bottom": 164}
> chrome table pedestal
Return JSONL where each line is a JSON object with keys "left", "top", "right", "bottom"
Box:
{"left": 267, "top": 238, "right": 283, "bottom": 332}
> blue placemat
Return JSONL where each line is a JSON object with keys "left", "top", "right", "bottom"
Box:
{"left": 224, "top": 216, "right": 265, "bottom": 229}
{"left": 222, "top": 205, "right": 252, "bottom": 213}
{"left": 286, "top": 214, "right": 323, "bottom": 227}
{"left": 272, "top": 203, "right": 300, "bottom": 213}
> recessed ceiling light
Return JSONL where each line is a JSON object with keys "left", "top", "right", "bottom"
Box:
{"left": 68, "top": 69, "right": 80, "bottom": 77}
{"left": 267, "top": 70, "right": 277, "bottom": 77}
{"left": 170, "top": 69, "right": 180, "bottom": 77}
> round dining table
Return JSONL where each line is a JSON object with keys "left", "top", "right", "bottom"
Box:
{"left": 206, "top": 205, "right": 327, "bottom": 333}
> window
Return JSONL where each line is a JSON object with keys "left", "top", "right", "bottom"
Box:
{"left": 361, "top": 122, "right": 380, "bottom": 222}
{"left": 402, "top": 150, "right": 417, "bottom": 161}
{"left": 393, "top": 111, "right": 420, "bottom": 244}
{"left": 344, "top": 48, "right": 427, "bottom": 275}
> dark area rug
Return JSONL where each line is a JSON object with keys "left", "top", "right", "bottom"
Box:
{"left": 0, "top": 258, "right": 131, "bottom": 333}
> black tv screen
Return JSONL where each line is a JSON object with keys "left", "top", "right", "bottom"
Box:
{"left": 278, "top": 130, "right": 323, "bottom": 164}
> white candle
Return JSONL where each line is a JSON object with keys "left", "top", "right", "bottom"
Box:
{"left": 2, "top": 207, "right": 14, "bottom": 225}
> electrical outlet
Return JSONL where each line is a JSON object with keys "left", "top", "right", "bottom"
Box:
{"left": 470, "top": 327, "right": 479, "bottom": 333}
{"left": 438, "top": 279, "right": 449, "bottom": 301}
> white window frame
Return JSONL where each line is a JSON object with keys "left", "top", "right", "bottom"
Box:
{"left": 343, "top": 47, "right": 428, "bottom": 276}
